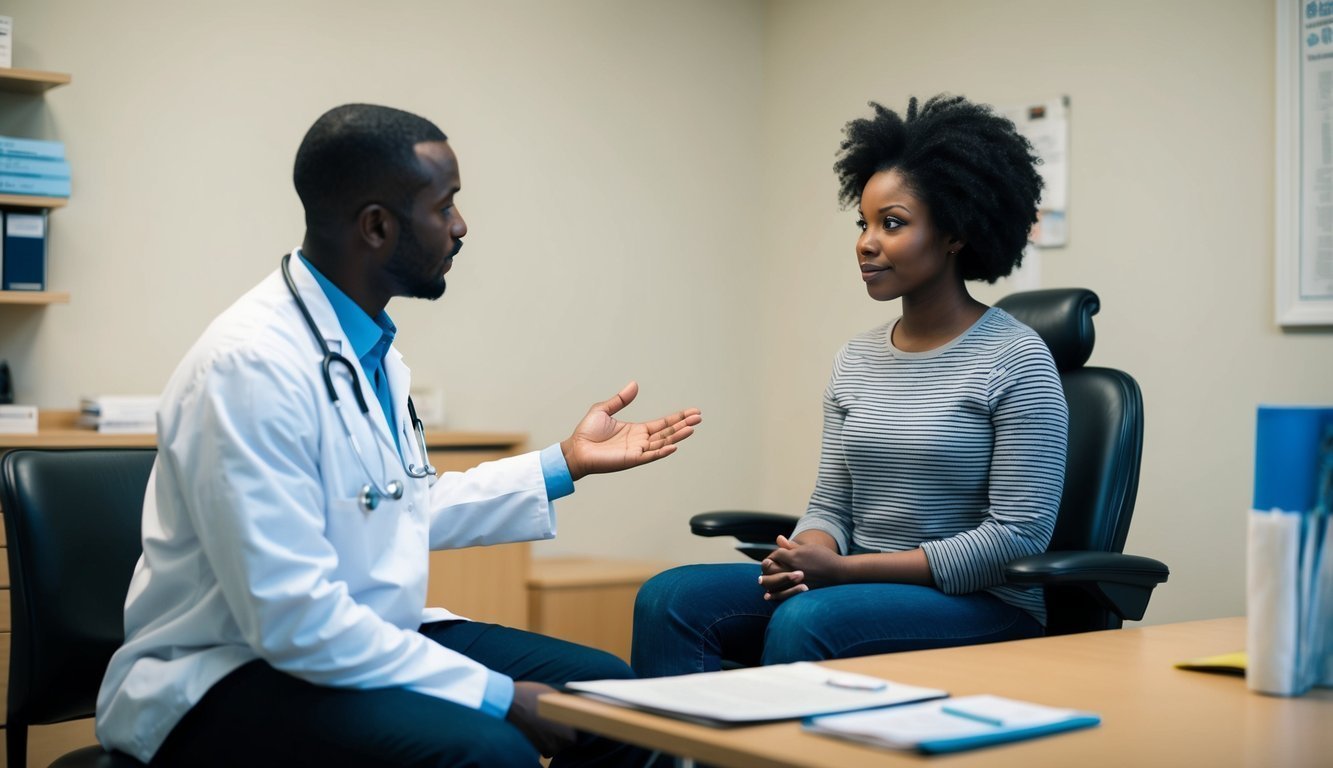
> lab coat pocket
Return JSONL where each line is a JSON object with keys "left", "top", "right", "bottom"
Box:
{"left": 324, "top": 495, "right": 424, "bottom": 601}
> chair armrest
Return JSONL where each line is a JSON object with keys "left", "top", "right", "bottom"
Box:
{"left": 1005, "top": 551, "right": 1170, "bottom": 622}
{"left": 1004, "top": 551, "right": 1170, "bottom": 588}
{"left": 689, "top": 511, "right": 799, "bottom": 562}
{"left": 689, "top": 511, "right": 799, "bottom": 541}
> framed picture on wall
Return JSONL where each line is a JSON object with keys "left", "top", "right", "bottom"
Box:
{"left": 1276, "top": 0, "right": 1333, "bottom": 326}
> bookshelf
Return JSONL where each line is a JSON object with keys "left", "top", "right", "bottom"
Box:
{"left": 0, "top": 290, "right": 69, "bottom": 305}
{"left": 0, "top": 67, "right": 70, "bottom": 303}
{"left": 0, "top": 193, "right": 66, "bottom": 209}
{"left": 0, "top": 67, "right": 71, "bottom": 95}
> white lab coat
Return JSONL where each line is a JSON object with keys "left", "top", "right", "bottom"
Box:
{"left": 96, "top": 255, "right": 557, "bottom": 763}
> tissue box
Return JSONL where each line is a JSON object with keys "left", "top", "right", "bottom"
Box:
{"left": 0, "top": 403, "right": 37, "bottom": 434}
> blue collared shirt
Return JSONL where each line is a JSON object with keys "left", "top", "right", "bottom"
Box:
{"left": 296, "top": 251, "right": 573, "bottom": 717}
{"left": 300, "top": 254, "right": 400, "bottom": 448}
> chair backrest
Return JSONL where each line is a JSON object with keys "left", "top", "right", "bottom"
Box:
{"left": 994, "top": 289, "right": 1145, "bottom": 632}
{"left": 0, "top": 449, "right": 154, "bottom": 736}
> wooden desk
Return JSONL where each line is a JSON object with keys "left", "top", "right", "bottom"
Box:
{"left": 0, "top": 413, "right": 529, "bottom": 767}
{"left": 540, "top": 618, "right": 1333, "bottom": 767}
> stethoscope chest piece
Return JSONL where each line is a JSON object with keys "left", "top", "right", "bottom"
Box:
{"left": 358, "top": 479, "right": 404, "bottom": 513}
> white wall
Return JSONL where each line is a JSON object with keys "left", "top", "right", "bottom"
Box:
{"left": 2, "top": 0, "right": 1329, "bottom": 624}
{"left": 754, "top": 0, "right": 1333, "bottom": 624}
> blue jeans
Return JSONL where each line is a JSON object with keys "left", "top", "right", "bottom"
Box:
{"left": 153, "top": 620, "right": 652, "bottom": 767}
{"left": 631, "top": 563, "right": 1043, "bottom": 677}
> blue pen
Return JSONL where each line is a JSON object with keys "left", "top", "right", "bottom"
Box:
{"left": 940, "top": 705, "right": 1005, "bottom": 727}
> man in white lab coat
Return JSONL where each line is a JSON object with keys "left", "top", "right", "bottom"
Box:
{"left": 95, "top": 104, "right": 701, "bottom": 767}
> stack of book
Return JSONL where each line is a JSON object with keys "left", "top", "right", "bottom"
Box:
{"left": 79, "top": 395, "right": 159, "bottom": 434}
{"left": 0, "top": 136, "right": 70, "bottom": 198}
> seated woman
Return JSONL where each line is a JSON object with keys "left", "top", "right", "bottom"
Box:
{"left": 632, "top": 95, "right": 1069, "bottom": 674}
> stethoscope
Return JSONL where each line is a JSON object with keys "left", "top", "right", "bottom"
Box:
{"left": 281, "top": 252, "right": 437, "bottom": 512}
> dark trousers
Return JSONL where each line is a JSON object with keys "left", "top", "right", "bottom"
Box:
{"left": 151, "top": 620, "right": 651, "bottom": 768}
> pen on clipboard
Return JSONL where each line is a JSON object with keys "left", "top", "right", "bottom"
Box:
{"left": 823, "top": 673, "right": 888, "bottom": 691}
{"left": 940, "top": 704, "right": 1005, "bottom": 727}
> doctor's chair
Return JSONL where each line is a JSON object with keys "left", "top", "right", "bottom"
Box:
{"left": 689, "top": 288, "right": 1170, "bottom": 637}
{"left": 1, "top": 448, "right": 154, "bottom": 767}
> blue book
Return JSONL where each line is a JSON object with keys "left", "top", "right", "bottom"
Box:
{"left": 804, "top": 694, "right": 1100, "bottom": 754}
{"left": 0, "top": 174, "right": 71, "bottom": 197}
{"left": 2, "top": 210, "right": 48, "bottom": 291}
{"left": 0, "top": 156, "right": 71, "bottom": 179}
{"left": 0, "top": 136, "right": 65, "bottom": 160}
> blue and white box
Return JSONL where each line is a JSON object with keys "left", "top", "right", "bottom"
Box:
{"left": 2, "top": 210, "right": 47, "bottom": 291}
{"left": 1248, "top": 405, "right": 1333, "bottom": 696}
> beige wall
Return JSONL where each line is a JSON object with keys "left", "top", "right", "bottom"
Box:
{"left": 1, "top": 0, "right": 1329, "bottom": 624}
{"left": 0, "top": 0, "right": 765, "bottom": 562}
{"left": 754, "top": 0, "right": 1333, "bottom": 624}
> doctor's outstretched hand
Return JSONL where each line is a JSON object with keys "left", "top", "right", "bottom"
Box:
{"left": 559, "top": 381, "right": 702, "bottom": 481}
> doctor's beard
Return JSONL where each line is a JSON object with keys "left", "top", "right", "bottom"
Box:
{"left": 387, "top": 224, "right": 454, "bottom": 301}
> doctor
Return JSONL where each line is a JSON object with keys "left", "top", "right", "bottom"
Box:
{"left": 96, "top": 104, "right": 702, "bottom": 767}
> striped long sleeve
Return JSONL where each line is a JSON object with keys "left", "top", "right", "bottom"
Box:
{"left": 791, "top": 307, "right": 1068, "bottom": 624}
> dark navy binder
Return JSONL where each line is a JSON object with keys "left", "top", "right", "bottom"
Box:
{"left": 2, "top": 210, "right": 48, "bottom": 291}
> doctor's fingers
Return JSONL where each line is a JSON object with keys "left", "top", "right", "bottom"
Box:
{"left": 645, "top": 411, "right": 703, "bottom": 443}
{"left": 630, "top": 442, "right": 680, "bottom": 466}
{"left": 592, "top": 381, "right": 640, "bottom": 417}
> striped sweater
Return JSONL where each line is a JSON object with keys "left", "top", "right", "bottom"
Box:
{"left": 791, "top": 307, "right": 1069, "bottom": 624}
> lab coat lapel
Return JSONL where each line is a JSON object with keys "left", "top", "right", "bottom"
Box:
{"left": 385, "top": 348, "right": 413, "bottom": 457}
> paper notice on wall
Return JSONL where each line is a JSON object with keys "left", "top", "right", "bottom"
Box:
{"left": 1001, "top": 97, "right": 1070, "bottom": 248}
{"left": 1301, "top": 7, "right": 1333, "bottom": 299}
{"left": 0, "top": 17, "right": 11, "bottom": 70}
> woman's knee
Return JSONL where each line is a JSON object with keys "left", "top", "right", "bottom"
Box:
{"left": 635, "top": 565, "right": 719, "bottom": 619}
{"left": 761, "top": 595, "right": 839, "bottom": 664}
{"left": 635, "top": 564, "right": 744, "bottom": 632}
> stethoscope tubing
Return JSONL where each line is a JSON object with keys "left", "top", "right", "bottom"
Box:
{"left": 281, "top": 252, "right": 437, "bottom": 511}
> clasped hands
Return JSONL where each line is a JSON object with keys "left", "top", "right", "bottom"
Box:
{"left": 759, "top": 534, "right": 845, "bottom": 603}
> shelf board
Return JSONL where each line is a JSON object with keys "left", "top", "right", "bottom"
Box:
{"left": 0, "top": 67, "right": 72, "bottom": 94}
{"left": 0, "top": 290, "right": 69, "bottom": 305}
{"left": 0, "top": 193, "right": 67, "bottom": 209}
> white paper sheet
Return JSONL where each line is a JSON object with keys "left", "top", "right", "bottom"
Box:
{"left": 567, "top": 662, "right": 946, "bottom": 724}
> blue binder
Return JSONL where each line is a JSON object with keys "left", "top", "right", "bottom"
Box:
{"left": 0, "top": 156, "right": 71, "bottom": 178}
{"left": 2, "top": 210, "right": 48, "bottom": 291}
{"left": 0, "top": 136, "right": 65, "bottom": 160}
{"left": 0, "top": 175, "right": 71, "bottom": 197}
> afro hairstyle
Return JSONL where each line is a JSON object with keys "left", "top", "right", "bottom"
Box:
{"left": 833, "top": 95, "right": 1043, "bottom": 283}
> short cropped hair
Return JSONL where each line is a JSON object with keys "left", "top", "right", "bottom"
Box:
{"left": 834, "top": 95, "right": 1043, "bottom": 283}
{"left": 293, "top": 104, "right": 447, "bottom": 230}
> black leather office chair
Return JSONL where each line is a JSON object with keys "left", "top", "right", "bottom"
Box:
{"left": 690, "top": 288, "right": 1169, "bottom": 636}
{"left": 1, "top": 449, "right": 154, "bottom": 768}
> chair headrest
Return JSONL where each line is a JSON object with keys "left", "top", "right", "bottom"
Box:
{"left": 994, "top": 288, "right": 1099, "bottom": 372}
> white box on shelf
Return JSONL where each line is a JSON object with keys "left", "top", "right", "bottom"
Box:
{"left": 0, "top": 403, "right": 37, "bottom": 434}
{"left": 0, "top": 17, "right": 11, "bottom": 70}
